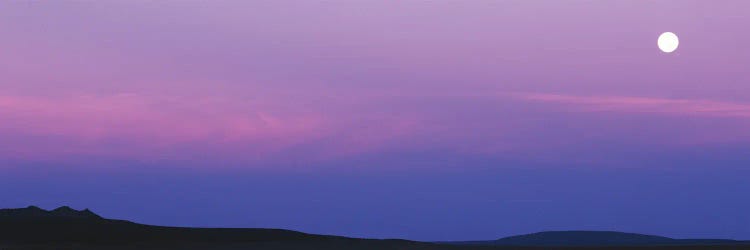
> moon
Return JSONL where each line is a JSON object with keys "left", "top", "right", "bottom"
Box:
{"left": 657, "top": 32, "right": 679, "bottom": 53}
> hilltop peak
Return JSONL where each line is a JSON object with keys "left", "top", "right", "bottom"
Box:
{"left": 80, "top": 208, "right": 103, "bottom": 218}
{"left": 0, "top": 206, "right": 102, "bottom": 219}
{"left": 25, "top": 205, "right": 45, "bottom": 211}
{"left": 52, "top": 206, "right": 75, "bottom": 211}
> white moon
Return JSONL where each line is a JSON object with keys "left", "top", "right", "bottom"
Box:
{"left": 658, "top": 32, "right": 679, "bottom": 53}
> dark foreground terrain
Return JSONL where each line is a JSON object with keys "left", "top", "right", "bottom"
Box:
{"left": 1, "top": 206, "right": 748, "bottom": 250}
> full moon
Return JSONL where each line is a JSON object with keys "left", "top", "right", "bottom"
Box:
{"left": 658, "top": 32, "right": 679, "bottom": 53}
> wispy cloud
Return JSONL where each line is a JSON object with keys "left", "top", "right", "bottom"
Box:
{"left": 0, "top": 94, "right": 321, "bottom": 143}
{"left": 4, "top": 90, "right": 750, "bottom": 168}
{"left": 515, "top": 92, "right": 750, "bottom": 118}
{"left": 0, "top": 93, "right": 424, "bottom": 164}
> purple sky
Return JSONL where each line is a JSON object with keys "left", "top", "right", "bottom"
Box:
{"left": 2, "top": 1, "right": 750, "bottom": 241}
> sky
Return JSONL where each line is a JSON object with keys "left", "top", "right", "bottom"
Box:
{"left": 1, "top": 0, "right": 750, "bottom": 241}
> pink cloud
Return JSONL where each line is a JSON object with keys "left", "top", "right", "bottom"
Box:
{"left": 515, "top": 93, "right": 750, "bottom": 118}
{"left": 0, "top": 94, "right": 325, "bottom": 160}
{"left": 7, "top": 90, "right": 749, "bottom": 169}
{"left": 0, "top": 93, "right": 429, "bottom": 166}
{"left": 0, "top": 94, "right": 320, "bottom": 141}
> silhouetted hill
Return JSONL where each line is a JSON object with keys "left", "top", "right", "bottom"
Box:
{"left": 497, "top": 231, "right": 673, "bottom": 246}
{"left": 448, "top": 230, "right": 746, "bottom": 247}
{"left": 0, "top": 206, "right": 444, "bottom": 249}
{"left": 1, "top": 206, "right": 749, "bottom": 250}
{"left": 1, "top": 206, "right": 102, "bottom": 220}
{"left": 0, "top": 206, "right": 329, "bottom": 245}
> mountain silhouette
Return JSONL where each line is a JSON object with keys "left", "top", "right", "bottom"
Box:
{"left": 0, "top": 205, "right": 441, "bottom": 249}
{"left": 0, "top": 206, "right": 103, "bottom": 220}
{"left": 1, "top": 206, "right": 748, "bottom": 249}
{"left": 449, "top": 230, "right": 745, "bottom": 247}
{"left": 496, "top": 231, "right": 674, "bottom": 246}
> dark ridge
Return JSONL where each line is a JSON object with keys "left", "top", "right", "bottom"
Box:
{"left": 0, "top": 205, "right": 102, "bottom": 219}
{"left": 80, "top": 208, "right": 102, "bottom": 218}
{"left": 0, "top": 205, "right": 416, "bottom": 247}
{"left": 446, "top": 230, "right": 747, "bottom": 247}
{"left": 2, "top": 206, "right": 749, "bottom": 249}
{"left": 0, "top": 206, "right": 49, "bottom": 217}
{"left": 494, "top": 231, "right": 675, "bottom": 246}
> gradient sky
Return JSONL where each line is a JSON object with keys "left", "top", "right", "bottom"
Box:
{"left": 2, "top": 0, "right": 750, "bottom": 241}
